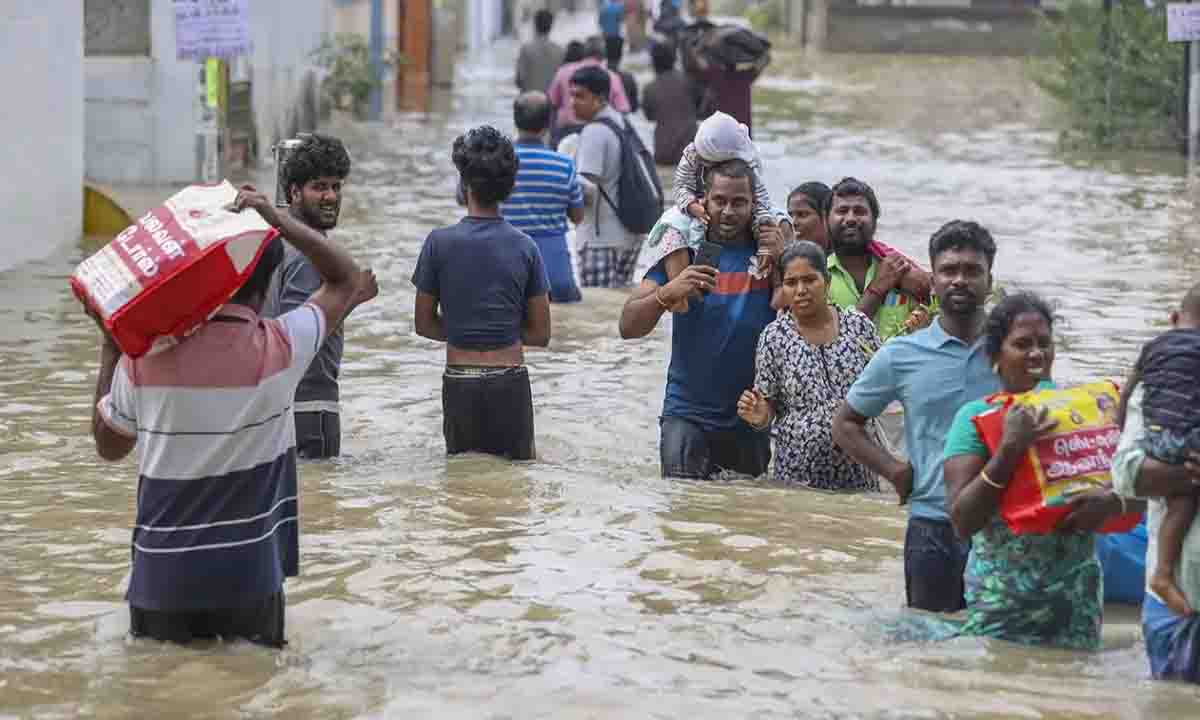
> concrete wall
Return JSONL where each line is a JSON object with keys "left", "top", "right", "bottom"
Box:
{"left": 821, "top": 5, "right": 1048, "bottom": 55}
{"left": 2, "top": 0, "right": 84, "bottom": 271}
{"left": 86, "top": 0, "right": 329, "bottom": 186}
{"left": 465, "top": 0, "right": 505, "bottom": 53}
{"left": 248, "top": 0, "right": 330, "bottom": 147}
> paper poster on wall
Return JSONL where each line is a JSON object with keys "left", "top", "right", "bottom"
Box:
{"left": 1168, "top": 3, "right": 1200, "bottom": 43}
{"left": 175, "top": 0, "right": 252, "bottom": 60}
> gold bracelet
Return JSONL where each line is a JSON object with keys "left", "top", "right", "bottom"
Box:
{"left": 979, "top": 469, "right": 1005, "bottom": 490}
{"left": 654, "top": 287, "right": 671, "bottom": 311}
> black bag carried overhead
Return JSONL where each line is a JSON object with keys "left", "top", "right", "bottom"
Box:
{"left": 680, "top": 22, "right": 771, "bottom": 72}
{"left": 592, "top": 116, "right": 664, "bottom": 235}
{"left": 706, "top": 26, "right": 771, "bottom": 69}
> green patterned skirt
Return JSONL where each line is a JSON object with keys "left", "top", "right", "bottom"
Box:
{"left": 959, "top": 517, "right": 1103, "bottom": 651}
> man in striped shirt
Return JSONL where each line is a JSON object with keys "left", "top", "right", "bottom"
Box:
{"left": 501, "top": 91, "right": 585, "bottom": 303}
{"left": 88, "top": 185, "right": 375, "bottom": 647}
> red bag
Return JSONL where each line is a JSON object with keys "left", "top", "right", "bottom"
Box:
{"left": 971, "top": 381, "right": 1141, "bottom": 535}
{"left": 70, "top": 181, "right": 278, "bottom": 358}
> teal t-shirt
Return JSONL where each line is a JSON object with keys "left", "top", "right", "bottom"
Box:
{"left": 943, "top": 380, "right": 1058, "bottom": 463}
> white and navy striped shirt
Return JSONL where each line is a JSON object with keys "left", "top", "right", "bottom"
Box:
{"left": 98, "top": 302, "right": 325, "bottom": 611}
{"left": 500, "top": 141, "right": 584, "bottom": 241}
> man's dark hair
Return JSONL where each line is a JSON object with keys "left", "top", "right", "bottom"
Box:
{"left": 928, "top": 219, "right": 997, "bottom": 271}
{"left": 563, "top": 40, "right": 585, "bottom": 64}
{"left": 779, "top": 241, "right": 830, "bottom": 281}
{"left": 570, "top": 65, "right": 611, "bottom": 100}
{"left": 452, "top": 125, "right": 518, "bottom": 207}
{"left": 650, "top": 40, "right": 676, "bottom": 74}
{"left": 824, "top": 177, "right": 880, "bottom": 220}
{"left": 285, "top": 133, "right": 351, "bottom": 196}
{"left": 534, "top": 9, "right": 554, "bottom": 35}
{"left": 584, "top": 35, "right": 606, "bottom": 59}
{"left": 231, "top": 237, "right": 285, "bottom": 305}
{"left": 703, "top": 158, "right": 756, "bottom": 192}
{"left": 983, "top": 292, "right": 1054, "bottom": 359}
{"left": 787, "top": 182, "right": 831, "bottom": 217}
{"left": 514, "top": 92, "right": 552, "bottom": 134}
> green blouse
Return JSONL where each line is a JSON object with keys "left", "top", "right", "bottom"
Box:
{"left": 944, "top": 383, "right": 1103, "bottom": 651}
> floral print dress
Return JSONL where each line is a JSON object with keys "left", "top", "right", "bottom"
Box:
{"left": 754, "top": 307, "right": 882, "bottom": 490}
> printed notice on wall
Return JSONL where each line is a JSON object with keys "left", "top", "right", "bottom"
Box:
{"left": 1168, "top": 3, "right": 1200, "bottom": 43}
{"left": 174, "top": 0, "right": 252, "bottom": 60}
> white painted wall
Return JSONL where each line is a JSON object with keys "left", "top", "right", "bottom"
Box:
{"left": 86, "top": 1, "right": 330, "bottom": 186}
{"left": 247, "top": 0, "right": 330, "bottom": 147}
{"left": 466, "top": 0, "right": 505, "bottom": 53}
{"left": 2, "top": 0, "right": 84, "bottom": 271}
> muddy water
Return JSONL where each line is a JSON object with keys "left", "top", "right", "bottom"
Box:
{"left": 4, "top": 25, "right": 1200, "bottom": 720}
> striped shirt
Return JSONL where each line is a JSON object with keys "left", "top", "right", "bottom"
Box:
{"left": 500, "top": 141, "right": 584, "bottom": 240}
{"left": 98, "top": 302, "right": 325, "bottom": 611}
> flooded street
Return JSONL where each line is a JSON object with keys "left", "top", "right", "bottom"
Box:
{"left": 5, "top": 18, "right": 1200, "bottom": 718}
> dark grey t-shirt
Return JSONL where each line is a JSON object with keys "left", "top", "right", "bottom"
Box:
{"left": 410, "top": 217, "right": 549, "bottom": 350}
{"left": 264, "top": 242, "right": 343, "bottom": 413}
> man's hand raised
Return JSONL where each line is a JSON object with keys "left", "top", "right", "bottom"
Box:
{"left": 659, "top": 264, "right": 718, "bottom": 313}
{"left": 233, "top": 184, "right": 281, "bottom": 228}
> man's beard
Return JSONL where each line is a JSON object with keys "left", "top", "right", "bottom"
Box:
{"left": 711, "top": 217, "right": 748, "bottom": 244}
{"left": 296, "top": 199, "right": 339, "bottom": 231}
{"left": 830, "top": 222, "right": 872, "bottom": 256}
{"left": 940, "top": 287, "right": 982, "bottom": 317}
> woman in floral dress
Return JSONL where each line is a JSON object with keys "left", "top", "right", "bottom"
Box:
{"left": 738, "top": 242, "right": 882, "bottom": 490}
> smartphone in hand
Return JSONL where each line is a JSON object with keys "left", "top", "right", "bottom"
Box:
{"left": 692, "top": 240, "right": 723, "bottom": 269}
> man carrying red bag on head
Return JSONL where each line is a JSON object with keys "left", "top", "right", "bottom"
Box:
{"left": 85, "top": 185, "right": 377, "bottom": 648}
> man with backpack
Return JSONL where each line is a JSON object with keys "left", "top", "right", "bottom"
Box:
{"left": 569, "top": 65, "right": 662, "bottom": 288}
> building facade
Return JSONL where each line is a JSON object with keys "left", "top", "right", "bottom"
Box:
{"left": 2, "top": 0, "right": 84, "bottom": 272}
{"left": 85, "top": 0, "right": 330, "bottom": 186}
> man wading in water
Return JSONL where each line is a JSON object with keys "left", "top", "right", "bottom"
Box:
{"left": 265, "top": 133, "right": 355, "bottom": 459}
{"left": 412, "top": 126, "right": 552, "bottom": 459}
{"left": 833, "top": 220, "right": 1000, "bottom": 612}
{"left": 88, "top": 186, "right": 376, "bottom": 647}
{"left": 619, "top": 158, "right": 782, "bottom": 479}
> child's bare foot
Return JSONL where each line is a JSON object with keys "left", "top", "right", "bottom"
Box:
{"left": 1150, "top": 569, "right": 1194, "bottom": 616}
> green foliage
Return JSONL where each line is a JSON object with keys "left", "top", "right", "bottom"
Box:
{"left": 310, "top": 34, "right": 402, "bottom": 119}
{"left": 743, "top": 0, "right": 785, "bottom": 33}
{"left": 1030, "top": 2, "right": 1183, "bottom": 149}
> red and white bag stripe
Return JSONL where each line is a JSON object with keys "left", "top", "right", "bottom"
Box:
{"left": 71, "top": 181, "right": 277, "bottom": 358}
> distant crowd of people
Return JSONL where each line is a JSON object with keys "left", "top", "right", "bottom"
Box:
{"left": 512, "top": 1, "right": 772, "bottom": 300}
{"left": 80, "top": 1, "right": 1200, "bottom": 688}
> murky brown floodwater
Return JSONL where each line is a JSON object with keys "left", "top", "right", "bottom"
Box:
{"left": 5, "top": 14, "right": 1200, "bottom": 719}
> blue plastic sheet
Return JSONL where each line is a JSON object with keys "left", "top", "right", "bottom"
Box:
{"left": 1095, "top": 521, "right": 1147, "bottom": 605}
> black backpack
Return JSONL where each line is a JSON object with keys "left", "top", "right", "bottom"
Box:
{"left": 591, "top": 116, "right": 664, "bottom": 235}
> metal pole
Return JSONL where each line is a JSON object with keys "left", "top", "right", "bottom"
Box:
{"left": 369, "top": 0, "right": 384, "bottom": 121}
{"left": 1101, "top": 0, "right": 1114, "bottom": 145}
{"left": 1183, "top": 40, "right": 1190, "bottom": 156}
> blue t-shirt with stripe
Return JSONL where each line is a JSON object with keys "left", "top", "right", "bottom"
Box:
{"left": 501, "top": 142, "right": 584, "bottom": 241}
{"left": 646, "top": 244, "right": 776, "bottom": 432}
